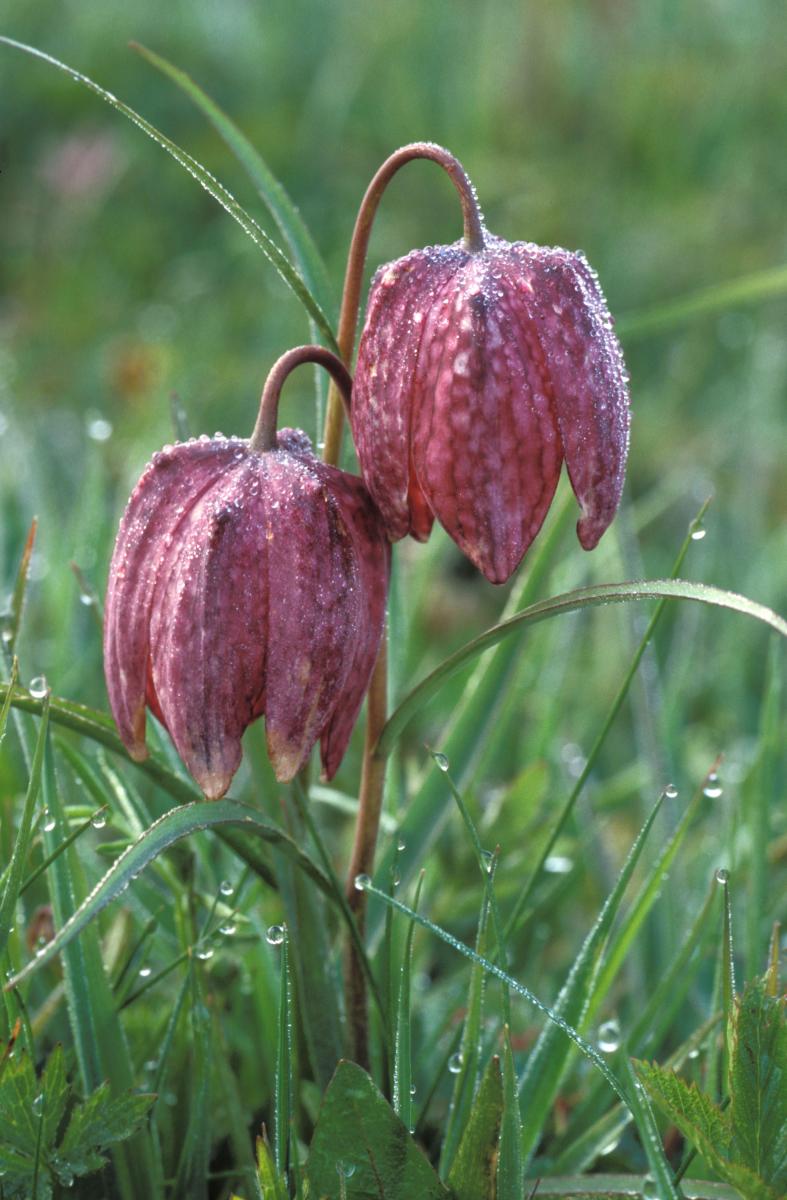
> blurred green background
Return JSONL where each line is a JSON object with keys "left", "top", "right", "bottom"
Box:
{"left": 1, "top": 1, "right": 785, "bottom": 1186}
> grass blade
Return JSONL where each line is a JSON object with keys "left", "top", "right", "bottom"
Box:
{"left": 273, "top": 928, "right": 294, "bottom": 1183}
{"left": 620, "top": 1054, "right": 682, "bottom": 1200}
{"left": 377, "top": 578, "right": 787, "bottom": 759}
{"left": 617, "top": 263, "right": 787, "bottom": 340}
{"left": 173, "top": 963, "right": 212, "bottom": 1200}
{"left": 497, "top": 1026, "right": 523, "bottom": 1200}
{"left": 392, "top": 872, "right": 424, "bottom": 1132}
{"left": 0, "top": 38, "right": 338, "bottom": 350}
{"left": 0, "top": 697, "right": 49, "bottom": 961}
{"left": 131, "top": 41, "right": 335, "bottom": 320}
{"left": 4, "top": 799, "right": 332, "bottom": 991}
{"left": 517, "top": 794, "right": 664, "bottom": 1165}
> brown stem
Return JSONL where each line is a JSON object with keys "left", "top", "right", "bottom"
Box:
{"left": 249, "top": 345, "right": 352, "bottom": 452}
{"left": 343, "top": 639, "right": 388, "bottom": 1067}
{"left": 321, "top": 141, "right": 485, "bottom": 467}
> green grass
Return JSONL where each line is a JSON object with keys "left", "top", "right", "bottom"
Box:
{"left": 1, "top": 3, "right": 785, "bottom": 1197}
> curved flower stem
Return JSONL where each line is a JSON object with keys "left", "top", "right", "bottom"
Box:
{"left": 249, "top": 344, "right": 352, "bottom": 452}
{"left": 324, "top": 144, "right": 483, "bottom": 1067}
{"left": 321, "top": 141, "right": 485, "bottom": 465}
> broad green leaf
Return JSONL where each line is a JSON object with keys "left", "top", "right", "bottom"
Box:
{"left": 729, "top": 977, "right": 787, "bottom": 1191}
{"left": 377, "top": 579, "right": 787, "bottom": 758}
{"left": 0, "top": 38, "right": 338, "bottom": 350}
{"left": 447, "top": 1054, "right": 502, "bottom": 1200}
{"left": 617, "top": 263, "right": 787, "bottom": 341}
{"left": 57, "top": 1084, "right": 155, "bottom": 1178}
{"left": 306, "top": 1060, "right": 449, "bottom": 1199}
{"left": 518, "top": 796, "right": 663, "bottom": 1165}
{"left": 4, "top": 799, "right": 332, "bottom": 991}
{"left": 131, "top": 42, "right": 335, "bottom": 320}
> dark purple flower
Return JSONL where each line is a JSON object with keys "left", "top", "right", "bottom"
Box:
{"left": 351, "top": 235, "right": 630, "bottom": 584}
{"left": 104, "top": 430, "right": 389, "bottom": 798}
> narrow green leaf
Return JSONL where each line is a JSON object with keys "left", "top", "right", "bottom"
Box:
{"left": 745, "top": 648, "right": 781, "bottom": 979}
{"left": 392, "top": 872, "right": 424, "bottom": 1131}
{"left": 0, "top": 697, "right": 49, "bottom": 961}
{"left": 131, "top": 41, "right": 335, "bottom": 320}
{"left": 439, "top": 885, "right": 491, "bottom": 1177}
{"left": 0, "top": 38, "right": 338, "bottom": 350}
{"left": 497, "top": 1027, "right": 523, "bottom": 1200}
{"left": 617, "top": 263, "right": 787, "bottom": 340}
{"left": 4, "top": 799, "right": 332, "bottom": 991}
{"left": 447, "top": 1054, "right": 502, "bottom": 1200}
{"left": 7, "top": 518, "right": 37, "bottom": 653}
{"left": 306, "top": 1060, "right": 449, "bottom": 1199}
{"left": 728, "top": 978, "right": 787, "bottom": 1190}
{"left": 0, "top": 657, "right": 18, "bottom": 748}
{"left": 173, "top": 964, "right": 212, "bottom": 1200}
{"left": 518, "top": 796, "right": 663, "bottom": 1166}
{"left": 522, "top": 1175, "right": 741, "bottom": 1198}
{"left": 620, "top": 1056, "right": 682, "bottom": 1200}
{"left": 377, "top": 579, "right": 787, "bottom": 759}
{"left": 273, "top": 929, "right": 294, "bottom": 1180}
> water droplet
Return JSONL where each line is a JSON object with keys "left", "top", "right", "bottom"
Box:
{"left": 219, "top": 922, "right": 236, "bottom": 937}
{"left": 87, "top": 416, "right": 113, "bottom": 442}
{"left": 598, "top": 1019, "right": 621, "bottom": 1053}
{"left": 641, "top": 1173, "right": 659, "bottom": 1200}
{"left": 79, "top": 590, "right": 94, "bottom": 607}
{"left": 715, "top": 867, "right": 730, "bottom": 884}
{"left": 480, "top": 849, "right": 494, "bottom": 873}
{"left": 664, "top": 783, "right": 678, "bottom": 799}
{"left": 599, "top": 1137, "right": 620, "bottom": 1156}
{"left": 409, "top": 1083, "right": 417, "bottom": 1096}
{"left": 144, "top": 1059, "right": 158, "bottom": 1072}
{"left": 690, "top": 523, "right": 706, "bottom": 541}
{"left": 138, "top": 965, "right": 152, "bottom": 978}
{"left": 29, "top": 676, "right": 48, "bottom": 699}
{"left": 1, "top": 626, "right": 12, "bottom": 644}
{"left": 354, "top": 873, "right": 371, "bottom": 892}
{"left": 42, "top": 809, "right": 56, "bottom": 833}
{"left": 433, "top": 752, "right": 449, "bottom": 772}
{"left": 448, "top": 1052, "right": 464, "bottom": 1074}
{"left": 266, "top": 924, "right": 285, "bottom": 946}
{"left": 544, "top": 854, "right": 573, "bottom": 874}
{"left": 336, "top": 1161, "right": 356, "bottom": 1179}
{"left": 390, "top": 869, "right": 401, "bottom": 889}
{"left": 396, "top": 836, "right": 406, "bottom": 852}
{"left": 195, "top": 946, "right": 214, "bottom": 961}
{"left": 32, "top": 1093, "right": 44, "bottom": 1112}
{"left": 703, "top": 772, "right": 723, "bottom": 799}
{"left": 688, "top": 1048, "right": 700, "bottom": 1060}
{"left": 219, "top": 879, "right": 234, "bottom": 897}
{"left": 91, "top": 812, "right": 107, "bottom": 830}
{"left": 35, "top": 945, "right": 47, "bottom": 958}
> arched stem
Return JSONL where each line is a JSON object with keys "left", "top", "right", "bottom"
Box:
{"left": 321, "top": 142, "right": 485, "bottom": 466}
{"left": 250, "top": 345, "right": 352, "bottom": 453}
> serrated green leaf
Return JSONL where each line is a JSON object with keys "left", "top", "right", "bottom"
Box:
{"left": 729, "top": 978, "right": 787, "bottom": 1190}
{"left": 39, "top": 1045, "right": 70, "bottom": 1151}
{"left": 447, "top": 1054, "right": 502, "bottom": 1200}
{"left": 0, "top": 1048, "right": 39, "bottom": 1158}
{"left": 0, "top": 39, "right": 338, "bottom": 350}
{"left": 306, "top": 1060, "right": 449, "bottom": 1199}
{"left": 58, "top": 1084, "right": 155, "bottom": 1177}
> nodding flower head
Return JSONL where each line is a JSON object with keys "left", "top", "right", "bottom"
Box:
{"left": 104, "top": 349, "right": 389, "bottom": 799}
{"left": 351, "top": 230, "right": 630, "bottom": 585}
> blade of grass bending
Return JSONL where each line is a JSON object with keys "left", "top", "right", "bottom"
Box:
{"left": 173, "top": 962, "right": 212, "bottom": 1200}
{"left": 370, "top": 495, "right": 573, "bottom": 935}
{"left": 620, "top": 1054, "right": 682, "bottom": 1200}
{"left": 518, "top": 794, "right": 664, "bottom": 1166}
{"left": 0, "top": 38, "right": 338, "bottom": 351}
{"left": 585, "top": 768, "right": 714, "bottom": 1025}
{"left": 0, "top": 697, "right": 49, "bottom": 961}
{"left": 378, "top": 587, "right": 786, "bottom": 765}
{"left": 39, "top": 736, "right": 160, "bottom": 1199}
{"left": 617, "top": 263, "right": 787, "bottom": 341}
{"left": 360, "top": 879, "right": 634, "bottom": 1114}
{"left": 439, "top": 884, "right": 492, "bottom": 1178}
{"left": 131, "top": 42, "right": 335, "bottom": 320}
{"left": 274, "top": 928, "right": 295, "bottom": 1182}
{"left": 393, "top": 872, "right": 424, "bottom": 1131}
{"left": 502, "top": 503, "right": 712, "bottom": 940}
{"left": 4, "top": 799, "right": 333, "bottom": 991}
